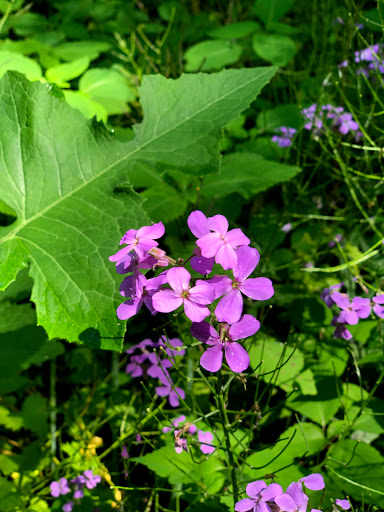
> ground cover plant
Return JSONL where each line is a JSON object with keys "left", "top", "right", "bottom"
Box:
{"left": 1, "top": 0, "right": 384, "bottom": 511}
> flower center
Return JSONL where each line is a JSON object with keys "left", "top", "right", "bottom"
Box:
{"left": 181, "top": 290, "right": 189, "bottom": 299}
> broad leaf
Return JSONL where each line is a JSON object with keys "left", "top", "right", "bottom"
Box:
{"left": 201, "top": 153, "right": 301, "bottom": 199}
{"left": 0, "top": 51, "right": 42, "bottom": 81}
{"left": 0, "top": 67, "right": 276, "bottom": 347}
{"left": 184, "top": 40, "right": 243, "bottom": 72}
{"left": 207, "top": 21, "right": 261, "bottom": 40}
{"left": 253, "top": 34, "right": 297, "bottom": 66}
{"left": 45, "top": 57, "right": 90, "bottom": 88}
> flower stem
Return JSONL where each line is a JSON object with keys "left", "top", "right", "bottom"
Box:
{"left": 217, "top": 371, "right": 238, "bottom": 505}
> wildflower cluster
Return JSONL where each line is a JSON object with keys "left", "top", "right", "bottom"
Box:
{"left": 321, "top": 282, "right": 384, "bottom": 340}
{"left": 235, "top": 474, "right": 350, "bottom": 512}
{"left": 49, "top": 471, "right": 101, "bottom": 512}
{"left": 163, "top": 415, "right": 216, "bottom": 455}
{"left": 125, "top": 337, "right": 185, "bottom": 407}
{"left": 110, "top": 211, "right": 274, "bottom": 374}
{"left": 272, "top": 127, "right": 297, "bottom": 147}
{"left": 338, "top": 44, "right": 384, "bottom": 78}
{"left": 302, "top": 104, "right": 361, "bottom": 140}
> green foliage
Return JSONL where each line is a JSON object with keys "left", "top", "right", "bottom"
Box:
{"left": 252, "top": 33, "right": 297, "bottom": 66}
{"left": 0, "top": 50, "right": 42, "bottom": 80}
{"left": 184, "top": 40, "right": 243, "bottom": 72}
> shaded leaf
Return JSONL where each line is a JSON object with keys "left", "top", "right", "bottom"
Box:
{"left": 184, "top": 40, "right": 243, "bottom": 72}
{"left": 253, "top": 33, "right": 297, "bottom": 66}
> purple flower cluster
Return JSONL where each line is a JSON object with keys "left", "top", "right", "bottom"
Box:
{"left": 321, "top": 282, "right": 384, "bottom": 340}
{"left": 235, "top": 474, "right": 350, "bottom": 512}
{"left": 163, "top": 415, "right": 215, "bottom": 455}
{"left": 272, "top": 127, "right": 297, "bottom": 147}
{"left": 125, "top": 337, "right": 186, "bottom": 407}
{"left": 354, "top": 44, "right": 384, "bottom": 77}
{"left": 302, "top": 104, "right": 362, "bottom": 140}
{"left": 49, "top": 471, "right": 101, "bottom": 511}
{"left": 110, "top": 212, "right": 274, "bottom": 374}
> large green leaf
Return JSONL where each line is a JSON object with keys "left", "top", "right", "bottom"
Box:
{"left": 253, "top": 33, "right": 297, "bottom": 66}
{"left": 201, "top": 153, "right": 301, "bottom": 200}
{"left": 0, "top": 67, "right": 277, "bottom": 347}
{"left": 184, "top": 40, "right": 243, "bottom": 72}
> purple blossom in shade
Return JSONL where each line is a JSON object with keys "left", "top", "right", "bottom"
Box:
{"left": 336, "top": 499, "right": 351, "bottom": 510}
{"left": 281, "top": 223, "right": 292, "bottom": 233}
{"left": 62, "top": 502, "right": 74, "bottom": 512}
{"left": 320, "top": 282, "right": 344, "bottom": 308}
{"left": 337, "top": 113, "right": 359, "bottom": 135}
{"left": 331, "top": 316, "right": 353, "bottom": 340}
{"left": 196, "top": 214, "right": 250, "bottom": 270}
{"left": 158, "top": 336, "right": 186, "bottom": 360}
{"left": 73, "top": 489, "right": 84, "bottom": 499}
{"left": 302, "top": 104, "right": 324, "bottom": 133}
{"left": 351, "top": 296, "right": 371, "bottom": 319}
{"left": 329, "top": 233, "right": 343, "bottom": 248}
{"left": 50, "top": 478, "right": 70, "bottom": 498}
{"left": 136, "top": 434, "right": 142, "bottom": 443}
{"left": 156, "top": 381, "right": 185, "bottom": 407}
{"left": 372, "top": 295, "right": 384, "bottom": 318}
{"left": 125, "top": 354, "right": 145, "bottom": 378}
{"left": 191, "top": 315, "right": 260, "bottom": 373}
{"left": 121, "top": 446, "right": 129, "bottom": 459}
{"left": 235, "top": 480, "right": 283, "bottom": 512}
{"left": 338, "top": 60, "right": 348, "bottom": 68}
{"left": 115, "top": 251, "right": 157, "bottom": 275}
{"left": 82, "top": 470, "right": 101, "bottom": 490}
{"left": 354, "top": 44, "right": 381, "bottom": 63}
{"left": 174, "top": 436, "right": 188, "bottom": 454}
{"left": 304, "top": 262, "right": 314, "bottom": 268}
{"left": 272, "top": 127, "right": 297, "bottom": 148}
{"left": 109, "top": 222, "right": 165, "bottom": 262}
{"left": 116, "top": 270, "right": 168, "bottom": 320}
{"left": 188, "top": 211, "right": 215, "bottom": 275}
{"left": 205, "top": 246, "right": 274, "bottom": 324}
{"left": 198, "top": 430, "right": 215, "bottom": 454}
{"left": 151, "top": 267, "right": 215, "bottom": 322}
{"left": 162, "top": 415, "right": 186, "bottom": 433}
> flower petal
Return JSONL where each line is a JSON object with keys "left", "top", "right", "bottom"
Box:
{"left": 233, "top": 246, "right": 260, "bottom": 281}
{"left": 188, "top": 284, "right": 215, "bottom": 305}
{"left": 275, "top": 493, "right": 297, "bottom": 512}
{"left": 152, "top": 289, "right": 183, "bottom": 313}
{"left": 225, "top": 228, "right": 251, "bottom": 248}
{"left": 229, "top": 314, "right": 260, "bottom": 340}
{"left": 301, "top": 473, "right": 325, "bottom": 491}
{"left": 215, "top": 289, "right": 243, "bottom": 324}
{"left": 196, "top": 232, "right": 223, "bottom": 258}
{"left": 117, "top": 298, "right": 143, "bottom": 320}
{"left": 224, "top": 342, "right": 250, "bottom": 373}
{"left": 206, "top": 214, "right": 228, "bottom": 235}
{"left": 156, "top": 386, "right": 170, "bottom": 397}
{"left": 137, "top": 222, "right": 165, "bottom": 240}
{"left": 261, "top": 483, "right": 284, "bottom": 500}
{"left": 184, "top": 300, "right": 211, "bottom": 322}
{"left": 109, "top": 245, "right": 132, "bottom": 262}
{"left": 216, "top": 243, "right": 237, "bottom": 270}
{"left": 190, "top": 322, "right": 220, "bottom": 344}
{"left": 199, "top": 275, "right": 232, "bottom": 299}
{"left": 167, "top": 267, "right": 191, "bottom": 293}
{"left": 200, "top": 345, "right": 223, "bottom": 372}
{"left": 238, "top": 277, "right": 274, "bottom": 300}
{"left": 190, "top": 255, "right": 215, "bottom": 275}
{"left": 188, "top": 210, "right": 210, "bottom": 237}
{"left": 335, "top": 499, "right": 351, "bottom": 510}
{"left": 246, "top": 480, "right": 267, "bottom": 498}
{"left": 234, "top": 498, "right": 255, "bottom": 512}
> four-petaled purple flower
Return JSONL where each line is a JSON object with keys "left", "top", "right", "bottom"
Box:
{"left": 188, "top": 211, "right": 215, "bottom": 275}
{"left": 152, "top": 267, "right": 215, "bottom": 322}
{"left": 110, "top": 222, "right": 165, "bottom": 262}
{"left": 198, "top": 430, "right": 215, "bottom": 454}
{"left": 191, "top": 315, "right": 260, "bottom": 373}
{"left": 373, "top": 295, "right": 384, "bottom": 318}
{"left": 50, "top": 478, "right": 70, "bottom": 498}
{"left": 235, "top": 480, "right": 283, "bottom": 512}
{"left": 203, "top": 246, "right": 274, "bottom": 324}
{"left": 196, "top": 214, "right": 250, "bottom": 270}
{"left": 83, "top": 470, "right": 101, "bottom": 489}
{"left": 274, "top": 474, "right": 324, "bottom": 512}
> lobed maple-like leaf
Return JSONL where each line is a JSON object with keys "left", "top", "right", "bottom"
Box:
{"left": 0, "top": 67, "right": 277, "bottom": 349}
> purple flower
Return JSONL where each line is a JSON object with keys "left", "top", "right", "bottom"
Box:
{"left": 121, "top": 446, "right": 130, "bottom": 459}
{"left": 336, "top": 499, "right": 351, "bottom": 510}
{"left": 204, "top": 246, "right": 274, "bottom": 324}
{"left": 272, "top": 127, "right": 296, "bottom": 148}
{"left": 82, "top": 470, "right": 101, "bottom": 489}
{"left": 351, "top": 297, "right": 371, "bottom": 319}
{"left": 109, "top": 222, "right": 165, "bottom": 262}
{"left": 188, "top": 211, "right": 215, "bottom": 275}
{"left": 115, "top": 251, "right": 157, "bottom": 275}
{"left": 174, "top": 436, "right": 188, "bottom": 454}
{"left": 126, "top": 354, "right": 145, "bottom": 378}
{"left": 332, "top": 316, "right": 353, "bottom": 340}
{"left": 235, "top": 480, "right": 283, "bottom": 512}
{"left": 338, "top": 60, "right": 349, "bottom": 68}
{"left": 329, "top": 233, "right": 343, "bottom": 247}
{"left": 156, "top": 381, "right": 185, "bottom": 407}
{"left": 116, "top": 271, "right": 168, "bottom": 320}
{"left": 320, "top": 283, "right": 344, "bottom": 307}
{"left": 50, "top": 478, "right": 70, "bottom": 498}
{"left": 373, "top": 295, "right": 384, "bottom": 318}
{"left": 62, "top": 502, "right": 74, "bottom": 512}
{"left": 275, "top": 475, "right": 324, "bottom": 512}
{"left": 196, "top": 214, "right": 250, "bottom": 270}
{"left": 191, "top": 315, "right": 260, "bottom": 373}
{"left": 158, "top": 336, "right": 186, "bottom": 360}
{"left": 152, "top": 267, "right": 215, "bottom": 322}
{"left": 355, "top": 44, "right": 381, "bottom": 63}
{"left": 73, "top": 489, "right": 84, "bottom": 499}
{"left": 281, "top": 223, "right": 292, "bottom": 233}
{"left": 163, "top": 415, "right": 186, "bottom": 433}
{"left": 337, "top": 113, "right": 359, "bottom": 135}
{"left": 198, "top": 430, "right": 215, "bottom": 454}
